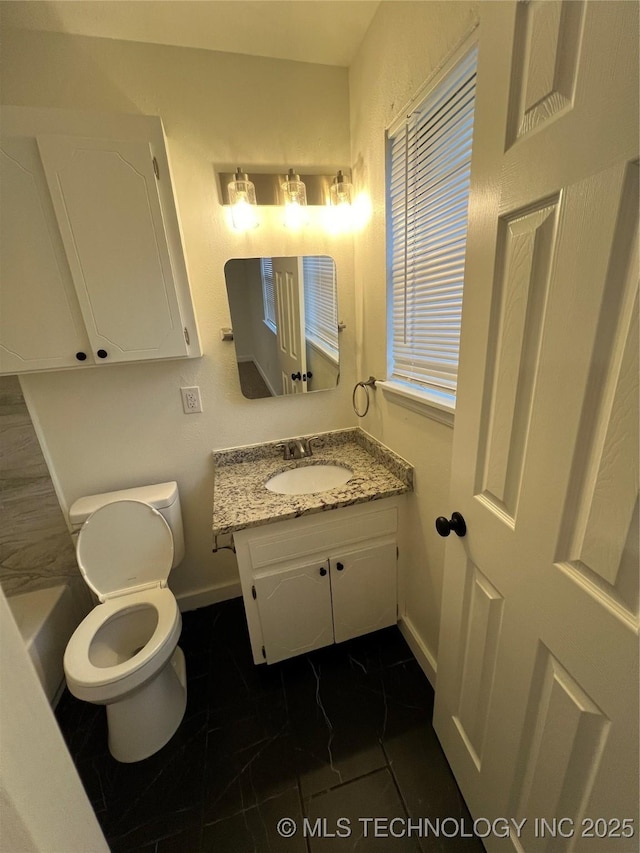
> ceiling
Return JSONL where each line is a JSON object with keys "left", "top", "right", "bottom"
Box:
{"left": 0, "top": 0, "right": 381, "bottom": 67}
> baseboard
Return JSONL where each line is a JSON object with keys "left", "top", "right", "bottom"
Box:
{"left": 176, "top": 582, "right": 242, "bottom": 612}
{"left": 398, "top": 614, "right": 437, "bottom": 688}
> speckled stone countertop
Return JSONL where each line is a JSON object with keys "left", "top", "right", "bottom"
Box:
{"left": 212, "top": 428, "right": 413, "bottom": 536}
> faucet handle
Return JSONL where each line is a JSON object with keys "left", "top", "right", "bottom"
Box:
{"left": 298, "top": 436, "right": 322, "bottom": 457}
{"left": 275, "top": 442, "right": 292, "bottom": 460}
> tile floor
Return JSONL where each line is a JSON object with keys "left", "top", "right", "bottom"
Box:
{"left": 55, "top": 598, "right": 484, "bottom": 852}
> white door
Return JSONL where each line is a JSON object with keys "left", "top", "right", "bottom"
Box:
{"left": 0, "top": 135, "right": 93, "bottom": 372}
{"left": 272, "top": 256, "right": 307, "bottom": 394}
{"left": 434, "top": 3, "right": 639, "bottom": 850}
{"left": 37, "top": 135, "right": 188, "bottom": 364}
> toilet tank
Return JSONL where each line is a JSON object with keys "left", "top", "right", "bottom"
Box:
{"left": 68, "top": 482, "right": 185, "bottom": 568}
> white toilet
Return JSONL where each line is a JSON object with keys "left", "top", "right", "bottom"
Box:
{"left": 64, "top": 482, "right": 187, "bottom": 763}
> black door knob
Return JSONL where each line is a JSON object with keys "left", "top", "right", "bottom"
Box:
{"left": 336, "top": 562, "right": 344, "bottom": 571}
{"left": 319, "top": 567, "right": 327, "bottom": 576}
{"left": 97, "top": 349, "right": 108, "bottom": 359}
{"left": 291, "top": 372, "right": 301, "bottom": 381}
{"left": 75, "top": 352, "right": 87, "bottom": 361}
{"left": 435, "top": 512, "right": 467, "bottom": 538}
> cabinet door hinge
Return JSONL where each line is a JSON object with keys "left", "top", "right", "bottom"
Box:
{"left": 152, "top": 156, "right": 160, "bottom": 179}
{"left": 251, "top": 585, "right": 257, "bottom": 600}
{"left": 261, "top": 645, "right": 266, "bottom": 659}
{"left": 184, "top": 327, "right": 190, "bottom": 345}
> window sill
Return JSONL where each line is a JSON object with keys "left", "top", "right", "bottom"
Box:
{"left": 263, "top": 319, "right": 276, "bottom": 335}
{"left": 378, "top": 380, "right": 455, "bottom": 427}
{"left": 307, "top": 338, "right": 339, "bottom": 365}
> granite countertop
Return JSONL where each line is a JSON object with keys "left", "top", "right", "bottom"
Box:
{"left": 212, "top": 428, "right": 413, "bottom": 536}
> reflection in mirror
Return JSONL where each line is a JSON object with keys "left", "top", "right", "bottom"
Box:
{"left": 225, "top": 256, "right": 340, "bottom": 398}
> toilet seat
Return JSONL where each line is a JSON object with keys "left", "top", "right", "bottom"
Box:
{"left": 76, "top": 500, "right": 174, "bottom": 601}
{"left": 64, "top": 587, "right": 181, "bottom": 697}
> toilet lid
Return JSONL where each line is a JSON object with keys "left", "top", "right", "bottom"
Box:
{"left": 76, "top": 500, "right": 174, "bottom": 600}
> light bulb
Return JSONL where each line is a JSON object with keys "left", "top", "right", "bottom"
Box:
{"left": 328, "top": 170, "right": 354, "bottom": 232}
{"left": 282, "top": 169, "right": 308, "bottom": 227}
{"left": 227, "top": 168, "right": 258, "bottom": 230}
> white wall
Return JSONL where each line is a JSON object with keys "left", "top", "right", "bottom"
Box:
{"left": 0, "top": 26, "right": 356, "bottom": 602}
{"left": 349, "top": 1, "right": 479, "bottom": 667}
{"left": 0, "top": 586, "right": 109, "bottom": 852}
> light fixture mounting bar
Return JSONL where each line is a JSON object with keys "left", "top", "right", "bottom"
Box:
{"left": 218, "top": 171, "right": 349, "bottom": 207}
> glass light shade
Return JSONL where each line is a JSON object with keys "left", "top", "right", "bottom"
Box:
{"left": 327, "top": 170, "right": 354, "bottom": 231}
{"left": 329, "top": 170, "right": 354, "bottom": 207}
{"left": 228, "top": 169, "right": 258, "bottom": 230}
{"left": 282, "top": 169, "right": 308, "bottom": 228}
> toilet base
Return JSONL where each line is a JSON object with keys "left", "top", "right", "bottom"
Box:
{"left": 106, "top": 646, "right": 187, "bottom": 763}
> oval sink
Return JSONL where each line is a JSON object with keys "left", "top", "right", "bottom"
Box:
{"left": 265, "top": 464, "right": 353, "bottom": 495}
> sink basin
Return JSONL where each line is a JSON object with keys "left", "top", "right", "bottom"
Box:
{"left": 265, "top": 464, "right": 353, "bottom": 495}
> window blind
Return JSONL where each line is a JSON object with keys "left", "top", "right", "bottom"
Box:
{"left": 303, "top": 255, "right": 339, "bottom": 361}
{"left": 261, "top": 257, "right": 276, "bottom": 331}
{"left": 388, "top": 46, "right": 477, "bottom": 401}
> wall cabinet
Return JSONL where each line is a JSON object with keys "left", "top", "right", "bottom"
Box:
{"left": 0, "top": 106, "right": 201, "bottom": 375}
{"left": 234, "top": 499, "right": 400, "bottom": 665}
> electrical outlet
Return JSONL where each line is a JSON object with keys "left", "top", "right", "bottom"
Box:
{"left": 180, "top": 386, "right": 202, "bottom": 413}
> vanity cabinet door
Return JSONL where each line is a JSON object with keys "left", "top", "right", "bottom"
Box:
{"left": 37, "top": 135, "right": 189, "bottom": 364}
{"left": 253, "top": 560, "right": 334, "bottom": 664}
{"left": 329, "top": 540, "right": 397, "bottom": 644}
{"left": 0, "top": 137, "right": 94, "bottom": 373}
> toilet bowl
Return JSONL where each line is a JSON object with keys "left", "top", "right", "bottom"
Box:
{"left": 64, "top": 485, "right": 187, "bottom": 763}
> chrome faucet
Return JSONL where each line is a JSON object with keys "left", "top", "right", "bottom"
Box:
{"left": 276, "top": 437, "right": 317, "bottom": 460}
{"left": 291, "top": 439, "right": 310, "bottom": 459}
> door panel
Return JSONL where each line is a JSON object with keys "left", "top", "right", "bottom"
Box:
{"left": 476, "top": 200, "right": 559, "bottom": 523}
{"left": 37, "top": 135, "right": 187, "bottom": 362}
{"left": 0, "top": 137, "right": 91, "bottom": 372}
{"left": 508, "top": 646, "right": 610, "bottom": 852}
{"left": 434, "top": 3, "right": 639, "bottom": 849}
{"left": 329, "top": 541, "right": 397, "bottom": 644}
{"left": 273, "top": 256, "right": 306, "bottom": 394}
{"left": 254, "top": 560, "right": 333, "bottom": 664}
{"left": 453, "top": 564, "right": 504, "bottom": 770}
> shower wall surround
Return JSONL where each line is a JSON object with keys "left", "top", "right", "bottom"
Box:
{"left": 0, "top": 376, "right": 78, "bottom": 595}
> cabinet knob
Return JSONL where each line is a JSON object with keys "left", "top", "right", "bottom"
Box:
{"left": 319, "top": 567, "right": 327, "bottom": 577}
{"left": 75, "top": 352, "right": 87, "bottom": 361}
{"left": 336, "top": 562, "right": 344, "bottom": 571}
{"left": 97, "top": 349, "right": 108, "bottom": 359}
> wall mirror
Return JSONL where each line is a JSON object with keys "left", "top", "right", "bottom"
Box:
{"left": 224, "top": 256, "right": 340, "bottom": 398}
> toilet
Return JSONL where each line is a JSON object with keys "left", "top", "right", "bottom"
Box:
{"left": 63, "top": 482, "right": 187, "bottom": 763}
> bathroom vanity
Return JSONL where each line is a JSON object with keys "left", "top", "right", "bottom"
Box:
{"left": 212, "top": 429, "right": 413, "bottom": 664}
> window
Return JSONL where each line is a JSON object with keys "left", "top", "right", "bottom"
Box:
{"left": 303, "top": 255, "right": 339, "bottom": 362}
{"left": 260, "top": 257, "right": 276, "bottom": 332}
{"left": 387, "top": 44, "right": 477, "bottom": 414}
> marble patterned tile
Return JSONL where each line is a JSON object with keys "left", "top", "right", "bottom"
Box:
{"left": 0, "top": 375, "right": 78, "bottom": 595}
{"left": 54, "top": 599, "right": 480, "bottom": 853}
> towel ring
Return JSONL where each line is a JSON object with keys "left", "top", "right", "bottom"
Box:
{"left": 352, "top": 377, "right": 378, "bottom": 418}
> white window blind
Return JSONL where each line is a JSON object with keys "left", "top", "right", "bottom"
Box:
{"left": 388, "top": 45, "right": 477, "bottom": 403}
{"left": 261, "top": 257, "right": 276, "bottom": 332}
{"left": 303, "top": 255, "right": 339, "bottom": 361}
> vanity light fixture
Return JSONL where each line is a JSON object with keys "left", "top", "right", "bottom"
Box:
{"left": 281, "top": 168, "right": 308, "bottom": 228}
{"left": 227, "top": 168, "right": 259, "bottom": 230}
